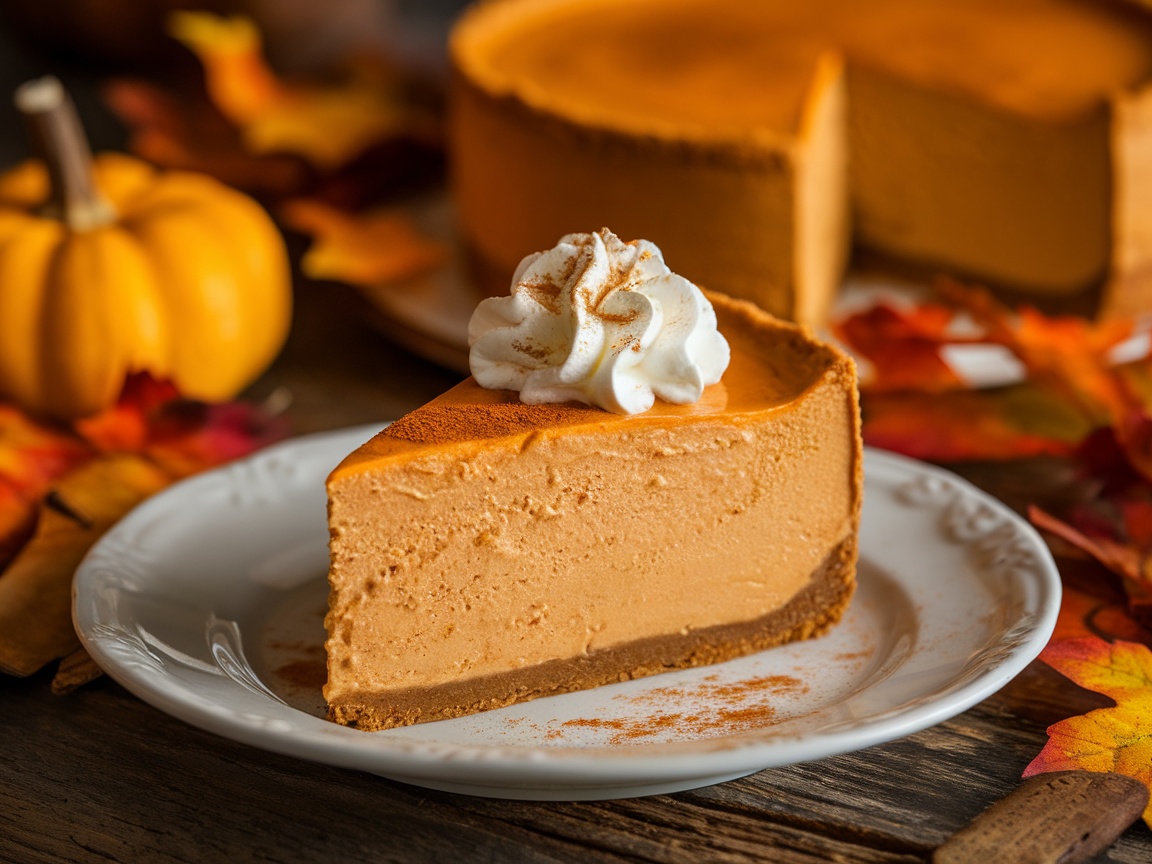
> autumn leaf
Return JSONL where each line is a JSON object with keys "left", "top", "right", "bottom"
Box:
{"left": 1030, "top": 506, "right": 1146, "bottom": 596}
{"left": 860, "top": 384, "right": 1092, "bottom": 462}
{"left": 71, "top": 375, "right": 183, "bottom": 453}
{"left": 834, "top": 279, "right": 1152, "bottom": 473}
{"left": 73, "top": 373, "right": 288, "bottom": 478}
{"left": 0, "top": 404, "right": 91, "bottom": 569}
{"left": 1030, "top": 500, "right": 1152, "bottom": 626}
{"left": 1015, "top": 306, "right": 1135, "bottom": 416}
{"left": 102, "top": 77, "right": 309, "bottom": 197}
{"left": 168, "top": 11, "right": 435, "bottom": 171}
{"left": 931, "top": 278, "right": 1152, "bottom": 472}
{"left": 833, "top": 301, "right": 967, "bottom": 394}
{"left": 0, "top": 375, "right": 288, "bottom": 686}
{"left": 934, "top": 278, "right": 1135, "bottom": 423}
{"left": 167, "top": 13, "right": 281, "bottom": 125}
{"left": 1019, "top": 419, "right": 1152, "bottom": 632}
{"left": 280, "top": 199, "right": 447, "bottom": 287}
{"left": 0, "top": 405, "right": 88, "bottom": 485}
{"left": 1052, "top": 586, "right": 1152, "bottom": 645}
{"left": 0, "top": 454, "right": 171, "bottom": 677}
{"left": 105, "top": 11, "right": 443, "bottom": 205}
{"left": 1024, "top": 636, "right": 1152, "bottom": 827}
{"left": 73, "top": 373, "right": 288, "bottom": 481}
{"left": 839, "top": 282, "right": 1152, "bottom": 626}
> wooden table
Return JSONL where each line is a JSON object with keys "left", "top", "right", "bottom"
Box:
{"left": 1, "top": 272, "right": 1148, "bottom": 864}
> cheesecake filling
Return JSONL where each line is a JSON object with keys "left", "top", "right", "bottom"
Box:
{"left": 329, "top": 536, "right": 857, "bottom": 730}
{"left": 326, "top": 380, "right": 856, "bottom": 699}
{"left": 468, "top": 227, "right": 730, "bottom": 414}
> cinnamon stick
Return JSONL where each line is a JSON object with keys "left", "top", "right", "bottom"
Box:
{"left": 933, "top": 770, "right": 1148, "bottom": 864}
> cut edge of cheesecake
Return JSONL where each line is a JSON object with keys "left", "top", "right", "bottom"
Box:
{"left": 329, "top": 536, "right": 857, "bottom": 731}
{"left": 1106, "top": 84, "right": 1152, "bottom": 319}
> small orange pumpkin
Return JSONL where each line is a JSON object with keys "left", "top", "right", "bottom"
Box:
{"left": 0, "top": 76, "right": 292, "bottom": 420}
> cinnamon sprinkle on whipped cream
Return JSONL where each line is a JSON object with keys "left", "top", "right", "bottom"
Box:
{"left": 467, "top": 228, "right": 730, "bottom": 414}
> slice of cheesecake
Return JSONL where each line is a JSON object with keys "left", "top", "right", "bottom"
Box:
{"left": 324, "top": 290, "right": 862, "bottom": 730}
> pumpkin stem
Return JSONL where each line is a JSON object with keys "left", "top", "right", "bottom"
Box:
{"left": 15, "top": 76, "right": 117, "bottom": 231}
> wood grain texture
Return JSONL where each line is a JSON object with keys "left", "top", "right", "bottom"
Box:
{"left": 4, "top": 660, "right": 1151, "bottom": 864}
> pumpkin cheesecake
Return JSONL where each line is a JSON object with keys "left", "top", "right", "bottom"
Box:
{"left": 450, "top": 0, "right": 1152, "bottom": 323}
{"left": 324, "top": 230, "right": 862, "bottom": 730}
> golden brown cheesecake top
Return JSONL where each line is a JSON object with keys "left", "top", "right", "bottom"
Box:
{"left": 454, "top": 0, "right": 1152, "bottom": 137}
{"left": 331, "top": 291, "right": 842, "bottom": 478}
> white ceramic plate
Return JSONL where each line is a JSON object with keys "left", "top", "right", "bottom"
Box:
{"left": 74, "top": 425, "right": 1060, "bottom": 800}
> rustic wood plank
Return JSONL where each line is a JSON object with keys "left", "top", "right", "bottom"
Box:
{"left": 424, "top": 790, "right": 926, "bottom": 863}
{"left": 0, "top": 676, "right": 617, "bottom": 864}
{"left": 7, "top": 668, "right": 1149, "bottom": 864}
{"left": 0, "top": 674, "right": 916, "bottom": 864}
{"left": 680, "top": 702, "right": 1044, "bottom": 846}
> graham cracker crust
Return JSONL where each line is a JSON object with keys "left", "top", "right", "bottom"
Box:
{"left": 327, "top": 535, "right": 857, "bottom": 731}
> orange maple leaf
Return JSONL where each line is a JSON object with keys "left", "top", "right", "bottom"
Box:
{"left": 1024, "top": 636, "right": 1152, "bottom": 827}
{"left": 0, "top": 405, "right": 92, "bottom": 569}
{"left": 860, "top": 384, "right": 1091, "bottom": 462}
{"left": 833, "top": 302, "right": 967, "bottom": 394}
{"left": 0, "top": 374, "right": 286, "bottom": 572}
{"left": 0, "top": 405, "right": 92, "bottom": 493}
{"left": 168, "top": 12, "right": 432, "bottom": 171}
{"left": 835, "top": 279, "right": 1152, "bottom": 474}
{"left": 934, "top": 278, "right": 1138, "bottom": 428}
{"left": 0, "top": 454, "right": 171, "bottom": 677}
{"left": 280, "top": 199, "right": 447, "bottom": 288}
{"left": 0, "top": 375, "right": 288, "bottom": 684}
{"left": 73, "top": 373, "right": 288, "bottom": 478}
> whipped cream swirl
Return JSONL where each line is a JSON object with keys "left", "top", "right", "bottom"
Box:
{"left": 468, "top": 228, "right": 730, "bottom": 414}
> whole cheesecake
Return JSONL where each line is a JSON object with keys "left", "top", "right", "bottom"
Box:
{"left": 324, "top": 288, "right": 862, "bottom": 730}
{"left": 450, "top": 0, "right": 1152, "bottom": 323}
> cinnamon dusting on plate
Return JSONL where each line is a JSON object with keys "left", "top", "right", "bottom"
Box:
{"left": 268, "top": 641, "right": 326, "bottom": 691}
{"left": 556, "top": 673, "right": 808, "bottom": 744}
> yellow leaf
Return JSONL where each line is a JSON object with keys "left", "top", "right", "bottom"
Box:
{"left": 1025, "top": 637, "right": 1152, "bottom": 827}
{"left": 281, "top": 199, "right": 446, "bottom": 287}
{"left": 0, "top": 455, "right": 171, "bottom": 677}
{"left": 170, "top": 12, "right": 416, "bottom": 170}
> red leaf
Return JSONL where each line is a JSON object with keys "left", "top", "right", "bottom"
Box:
{"left": 1030, "top": 504, "right": 1152, "bottom": 628}
{"left": 834, "top": 302, "right": 966, "bottom": 394}
{"left": 75, "top": 373, "right": 288, "bottom": 478}
{"left": 860, "top": 385, "right": 1090, "bottom": 462}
